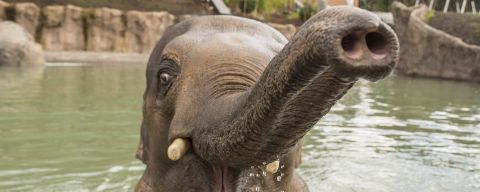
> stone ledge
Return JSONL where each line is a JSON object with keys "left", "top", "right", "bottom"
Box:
{"left": 45, "top": 51, "right": 149, "bottom": 64}
{"left": 391, "top": 2, "right": 480, "bottom": 82}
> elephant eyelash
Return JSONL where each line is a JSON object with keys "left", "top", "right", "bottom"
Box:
{"left": 156, "top": 59, "right": 180, "bottom": 101}
{"left": 158, "top": 59, "right": 179, "bottom": 72}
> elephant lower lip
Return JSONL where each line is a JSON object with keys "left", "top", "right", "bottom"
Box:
{"left": 212, "top": 165, "right": 233, "bottom": 192}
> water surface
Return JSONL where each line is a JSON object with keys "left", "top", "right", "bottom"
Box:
{"left": 0, "top": 64, "right": 479, "bottom": 191}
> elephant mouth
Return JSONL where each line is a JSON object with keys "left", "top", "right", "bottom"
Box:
{"left": 212, "top": 165, "right": 234, "bottom": 192}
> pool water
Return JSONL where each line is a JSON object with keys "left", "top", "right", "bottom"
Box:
{"left": 0, "top": 63, "right": 479, "bottom": 192}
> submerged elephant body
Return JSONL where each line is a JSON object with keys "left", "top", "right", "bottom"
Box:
{"left": 136, "top": 6, "right": 398, "bottom": 192}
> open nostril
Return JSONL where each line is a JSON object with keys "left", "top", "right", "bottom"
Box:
{"left": 341, "top": 34, "right": 356, "bottom": 52}
{"left": 341, "top": 33, "right": 362, "bottom": 59}
{"left": 365, "top": 32, "right": 388, "bottom": 58}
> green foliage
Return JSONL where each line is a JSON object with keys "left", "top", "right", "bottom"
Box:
{"left": 287, "top": 11, "right": 299, "bottom": 20}
{"left": 239, "top": 0, "right": 257, "bottom": 14}
{"left": 257, "top": 0, "right": 288, "bottom": 15}
{"left": 424, "top": 10, "right": 435, "bottom": 23}
{"left": 299, "top": 3, "right": 316, "bottom": 22}
{"left": 359, "top": 0, "right": 392, "bottom": 12}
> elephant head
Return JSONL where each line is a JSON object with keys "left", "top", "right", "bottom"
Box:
{"left": 135, "top": 6, "right": 398, "bottom": 192}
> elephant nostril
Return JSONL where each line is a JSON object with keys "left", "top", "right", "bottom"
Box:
{"left": 341, "top": 33, "right": 363, "bottom": 59}
{"left": 365, "top": 32, "right": 388, "bottom": 59}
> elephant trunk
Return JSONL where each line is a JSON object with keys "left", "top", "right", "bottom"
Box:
{"left": 192, "top": 7, "right": 399, "bottom": 167}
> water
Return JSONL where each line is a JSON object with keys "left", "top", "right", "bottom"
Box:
{"left": 0, "top": 64, "right": 479, "bottom": 192}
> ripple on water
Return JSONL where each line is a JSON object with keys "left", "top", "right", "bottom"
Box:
{"left": 1, "top": 66, "right": 479, "bottom": 192}
{"left": 299, "top": 78, "right": 480, "bottom": 192}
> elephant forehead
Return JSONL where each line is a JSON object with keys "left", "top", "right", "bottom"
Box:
{"left": 187, "top": 33, "right": 276, "bottom": 66}
{"left": 166, "top": 32, "right": 276, "bottom": 102}
{"left": 184, "top": 33, "right": 273, "bottom": 79}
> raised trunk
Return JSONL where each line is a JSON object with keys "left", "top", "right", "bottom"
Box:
{"left": 193, "top": 7, "right": 399, "bottom": 167}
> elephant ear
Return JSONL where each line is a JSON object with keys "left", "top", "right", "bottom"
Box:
{"left": 136, "top": 122, "right": 148, "bottom": 164}
{"left": 294, "top": 142, "right": 302, "bottom": 168}
{"left": 136, "top": 140, "right": 145, "bottom": 163}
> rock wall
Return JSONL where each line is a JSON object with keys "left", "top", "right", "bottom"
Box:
{"left": 391, "top": 2, "right": 480, "bottom": 82}
{"left": 0, "top": 0, "right": 8, "bottom": 21}
{"left": 124, "top": 11, "right": 175, "bottom": 53}
{"left": 41, "top": 5, "right": 84, "bottom": 51}
{"left": 14, "top": 2, "right": 40, "bottom": 37}
{"left": 86, "top": 7, "right": 126, "bottom": 52}
{"left": 1, "top": 1, "right": 295, "bottom": 54}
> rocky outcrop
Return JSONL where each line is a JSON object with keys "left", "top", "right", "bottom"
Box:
{"left": 14, "top": 2, "right": 40, "bottom": 37}
{"left": 3, "top": 2, "right": 299, "bottom": 55}
{"left": 41, "top": 5, "right": 85, "bottom": 51}
{"left": 124, "top": 11, "right": 175, "bottom": 53}
{"left": 391, "top": 2, "right": 480, "bottom": 82}
{"left": 0, "top": 0, "right": 8, "bottom": 21}
{"left": 0, "top": 21, "right": 45, "bottom": 66}
{"left": 45, "top": 51, "right": 148, "bottom": 64}
{"left": 268, "top": 23, "right": 296, "bottom": 40}
{"left": 86, "top": 7, "right": 125, "bottom": 52}
{"left": 374, "top": 12, "right": 394, "bottom": 27}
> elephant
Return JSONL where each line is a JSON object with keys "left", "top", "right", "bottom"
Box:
{"left": 135, "top": 6, "right": 399, "bottom": 192}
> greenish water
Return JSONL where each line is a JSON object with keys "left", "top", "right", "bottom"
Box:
{"left": 0, "top": 64, "right": 479, "bottom": 192}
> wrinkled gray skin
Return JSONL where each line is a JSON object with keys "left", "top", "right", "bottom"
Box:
{"left": 135, "top": 6, "right": 398, "bottom": 192}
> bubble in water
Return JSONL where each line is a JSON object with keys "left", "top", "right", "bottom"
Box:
{"left": 276, "top": 176, "right": 282, "bottom": 182}
{"left": 280, "top": 164, "right": 285, "bottom": 169}
{"left": 262, "top": 171, "right": 267, "bottom": 176}
{"left": 255, "top": 186, "right": 260, "bottom": 191}
{"left": 256, "top": 173, "right": 260, "bottom": 177}
{"left": 262, "top": 162, "right": 267, "bottom": 165}
{"left": 249, "top": 173, "right": 255, "bottom": 177}
{"left": 280, "top": 172, "right": 284, "bottom": 176}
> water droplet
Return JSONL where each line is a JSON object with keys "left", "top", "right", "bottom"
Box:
{"left": 276, "top": 176, "right": 282, "bottom": 181}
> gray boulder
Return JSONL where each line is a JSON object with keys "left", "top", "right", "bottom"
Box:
{"left": 0, "top": 21, "right": 45, "bottom": 66}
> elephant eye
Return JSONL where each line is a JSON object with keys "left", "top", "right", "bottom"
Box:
{"left": 155, "top": 58, "right": 179, "bottom": 102}
{"left": 159, "top": 73, "right": 173, "bottom": 85}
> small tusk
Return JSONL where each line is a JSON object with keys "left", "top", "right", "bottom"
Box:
{"left": 266, "top": 160, "right": 280, "bottom": 174}
{"left": 167, "top": 138, "right": 190, "bottom": 161}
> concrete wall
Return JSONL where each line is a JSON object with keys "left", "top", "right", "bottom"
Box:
{"left": 0, "top": 1, "right": 297, "bottom": 54}
{"left": 0, "top": 0, "right": 8, "bottom": 20}
{"left": 391, "top": 2, "right": 480, "bottom": 82}
{"left": 0, "top": 1, "right": 177, "bottom": 54}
